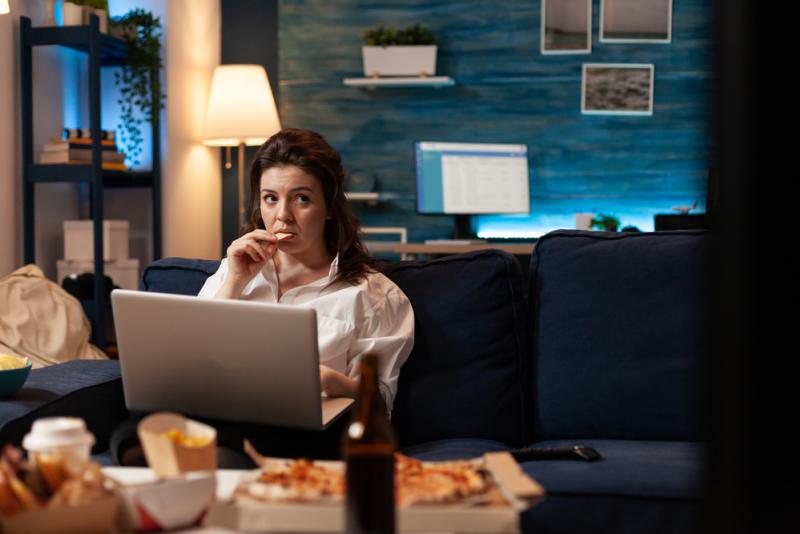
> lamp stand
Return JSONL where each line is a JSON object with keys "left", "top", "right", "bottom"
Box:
{"left": 238, "top": 142, "right": 246, "bottom": 228}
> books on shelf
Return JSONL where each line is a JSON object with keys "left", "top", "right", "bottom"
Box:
{"left": 39, "top": 137, "right": 127, "bottom": 170}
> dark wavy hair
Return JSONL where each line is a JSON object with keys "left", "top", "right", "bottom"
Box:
{"left": 242, "top": 128, "right": 376, "bottom": 286}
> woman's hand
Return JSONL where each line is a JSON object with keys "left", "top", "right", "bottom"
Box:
{"left": 215, "top": 230, "right": 277, "bottom": 298}
{"left": 320, "top": 365, "right": 358, "bottom": 399}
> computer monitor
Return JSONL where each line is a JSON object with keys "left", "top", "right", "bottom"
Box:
{"left": 415, "top": 142, "right": 531, "bottom": 215}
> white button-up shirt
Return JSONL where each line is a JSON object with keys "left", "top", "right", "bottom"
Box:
{"left": 197, "top": 256, "right": 414, "bottom": 414}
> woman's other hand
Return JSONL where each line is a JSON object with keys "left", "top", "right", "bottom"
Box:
{"left": 320, "top": 365, "right": 358, "bottom": 399}
{"left": 215, "top": 230, "right": 277, "bottom": 298}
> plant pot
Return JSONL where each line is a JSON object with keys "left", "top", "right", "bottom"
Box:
{"left": 61, "top": 2, "right": 83, "bottom": 26}
{"left": 80, "top": 6, "right": 107, "bottom": 33}
{"left": 109, "top": 20, "right": 137, "bottom": 41}
{"left": 361, "top": 45, "right": 437, "bottom": 77}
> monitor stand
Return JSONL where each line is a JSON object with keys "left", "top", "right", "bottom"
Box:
{"left": 453, "top": 215, "right": 474, "bottom": 239}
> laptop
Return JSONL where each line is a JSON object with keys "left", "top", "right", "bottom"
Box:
{"left": 110, "top": 289, "right": 353, "bottom": 430}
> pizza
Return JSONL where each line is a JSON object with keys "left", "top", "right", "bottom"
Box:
{"left": 235, "top": 454, "right": 491, "bottom": 507}
{"left": 395, "top": 454, "right": 490, "bottom": 507}
{"left": 236, "top": 458, "right": 344, "bottom": 504}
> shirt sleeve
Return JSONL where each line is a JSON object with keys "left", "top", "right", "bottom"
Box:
{"left": 345, "top": 281, "right": 415, "bottom": 418}
{"left": 197, "top": 259, "right": 227, "bottom": 298}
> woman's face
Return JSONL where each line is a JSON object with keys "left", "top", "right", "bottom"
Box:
{"left": 259, "top": 165, "right": 330, "bottom": 260}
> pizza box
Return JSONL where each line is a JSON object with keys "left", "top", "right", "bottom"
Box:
{"left": 204, "top": 451, "right": 545, "bottom": 533}
{"left": 0, "top": 494, "right": 120, "bottom": 534}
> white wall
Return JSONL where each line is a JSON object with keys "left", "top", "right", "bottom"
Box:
{"left": 164, "top": 0, "right": 221, "bottom": 259}
{"left": 0, "top": 0, "right": 222, "bottom": 281}
{"left": 0, "top": 8, "right": 17, "bottom": 278}
{"left": 1, "top": 1, "right": 81, "bottom": 280}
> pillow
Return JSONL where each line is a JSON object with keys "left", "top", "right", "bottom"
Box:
{"left": 380, "top": 250, "right": 531, "bottom": 447}
{"left": 141, "top": 257, "right": 220, "bottom": 295}
{"left": 530, "top": 230, "right": 708, "bottom": 441}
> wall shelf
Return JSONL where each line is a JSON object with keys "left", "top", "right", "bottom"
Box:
{"left": 20, "top": 15, "right": 162, "bottom": 348}
{"left": 343, "top": 76, "right": 455, "bottom": 88}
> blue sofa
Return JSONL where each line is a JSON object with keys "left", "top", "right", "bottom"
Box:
{"left": 0, "top": 229, "right": 707, "bottom": 534}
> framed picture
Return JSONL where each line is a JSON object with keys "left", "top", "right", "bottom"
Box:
{"left": 600, "top": 0, "right": 672, "bottom": 44}
{"left": 581, "top": 64, "right": 655, "bottom": 116}
{"left": 541, "top": 0, "right": 592, "bottom": 54}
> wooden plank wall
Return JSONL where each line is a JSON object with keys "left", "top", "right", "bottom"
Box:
{"left": 278, "top": 0, "right": 711, "bottom": 239}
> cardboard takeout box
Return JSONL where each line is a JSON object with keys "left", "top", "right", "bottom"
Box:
{"left": 138, "top": 412, "right": 217, "bottom": 478}
{"left": 204, "top": 451, "right": 545, "bottom": 533}
{"left": 0, "top": 494, "right": 119, "bottom": 534}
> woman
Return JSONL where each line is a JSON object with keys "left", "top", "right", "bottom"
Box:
{"left": 113, "top": 129, "right": 413, "bottom": 465}
{"left": 198, "top": 128, "right": 414, "bottom": 414}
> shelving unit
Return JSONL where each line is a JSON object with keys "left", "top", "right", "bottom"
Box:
{"left": 343, "top": 76, "right": 455, "bottom": 88}
{"left": 20, "top": 15, "right": 162, "bottom": 348}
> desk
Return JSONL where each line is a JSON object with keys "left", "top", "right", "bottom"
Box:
{"left": 364, "top": 242, "right": 535, "bottom": 259}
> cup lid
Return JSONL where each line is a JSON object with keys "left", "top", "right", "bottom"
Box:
{"left": 22, "top": 417, "right": 96, "bottom": 451}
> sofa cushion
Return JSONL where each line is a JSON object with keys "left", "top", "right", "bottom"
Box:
{"left": 521, "top": 439, "right": 705, "bottom": 499}
{"left": 380, "top": 250, "right": 530, "bottom": 448}
{"left": 530, "top": 230, "right": 708, "bottom": 441}
{"left": 0, "top": 360, "right": 126, "bottom": 453}
{"left": 141, "top": 257, "right": 221, "bottom": 294}
{"left": 402, "top": 438, "right": 509, "bottom": 460}
{"left": 521, "top": 493, "right": 701, "bottom": 534}
{"left": 520, "top": 439, "right": 705, "bottom": 534}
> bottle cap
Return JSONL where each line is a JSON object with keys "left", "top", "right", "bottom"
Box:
{"left": 22, "top": 417, "right": 96, "bottom": 452}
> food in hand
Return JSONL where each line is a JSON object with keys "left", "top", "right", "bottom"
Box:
{"left": 275, "top": 232, "right": 292, "bottom": 240}
{"left": 162, "top": 428, "right": 213, "bottom": 448}
{"left": 0, "top": 354, "right": 29, "bottom": 370}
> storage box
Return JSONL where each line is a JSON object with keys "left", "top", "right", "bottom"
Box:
{"left": 63, "top": 220, "right": 129, "bottom": 261}
{"left": 204, "top": 452, "right": 545, "bottom": 533}
{"left": 57, "top": 258, "right": 140, "bottom": 290}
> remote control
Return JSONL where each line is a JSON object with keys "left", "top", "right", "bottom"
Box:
{"left": 509, "top": 445, "right": 601, "bottom": 462}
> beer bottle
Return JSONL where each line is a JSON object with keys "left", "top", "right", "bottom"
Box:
{"left": 344, "top": 354, "right": 396, "bottom": 534}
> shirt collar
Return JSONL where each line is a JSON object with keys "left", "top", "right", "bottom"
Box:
{"left": 260, "top": 254, "right": 340, "bottom": 290}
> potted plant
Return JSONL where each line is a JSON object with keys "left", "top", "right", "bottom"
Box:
{"left": 590, "top": 214, "right": 621, "bottom": 232}
{"left": 361, "top": 24, "right": 438, "bottom": 77}
{"left": 109, "top": 9, "right": 164, "bottom": 167}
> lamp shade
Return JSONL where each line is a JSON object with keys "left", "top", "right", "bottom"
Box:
{"left": 1, "top": 0, "right": 10, "bottom": 15}
{"left": 203, "top": 65, "right": 281, "bottom": 146}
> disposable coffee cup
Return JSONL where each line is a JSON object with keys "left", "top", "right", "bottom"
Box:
{"left": 22, "top": 417, "right": 95, "bottom": 489}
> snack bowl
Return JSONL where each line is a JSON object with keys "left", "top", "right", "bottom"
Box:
{"left": 0, "top": 356, "right": 32, "bottom": 397}
{"left": 138, "top": 412, "right": 217, "bottom": 478}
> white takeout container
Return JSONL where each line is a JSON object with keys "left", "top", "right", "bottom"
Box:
{"left": 114, "top": 472, "right": 216, "bottom": 532}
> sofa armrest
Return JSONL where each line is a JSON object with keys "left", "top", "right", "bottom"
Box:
{"left": 0, "top": 360, "right": 127, "bottom": 453}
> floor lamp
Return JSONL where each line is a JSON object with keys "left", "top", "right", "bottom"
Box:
{"left": 203, "top": 65, "right": 281, "bottom": 228}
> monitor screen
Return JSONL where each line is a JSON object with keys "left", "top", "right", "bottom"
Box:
{"left": 415, "top": 142, "right": 531, "bottom": 215}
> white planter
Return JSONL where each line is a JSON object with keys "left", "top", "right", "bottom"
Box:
{"left": 361, "top": 45, "right": 437, "bottom": 77}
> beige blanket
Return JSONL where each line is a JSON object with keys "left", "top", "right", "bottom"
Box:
{"left": 0, "top": 264, "right": 107, "bottom": 368}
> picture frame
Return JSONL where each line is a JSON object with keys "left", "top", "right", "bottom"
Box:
{"left": 581, "top": 63, "right": 655, "bottom": 116}
{"left": 541, "top": 0, "right": 592, "bottom": 55}
{"left": 600, "top": 0, "right": 672, "bottom": 44}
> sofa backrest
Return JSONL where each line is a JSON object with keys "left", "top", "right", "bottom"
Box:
{"left": 381, "top": 250, "right": 530, "bottom": 448}
{"left": 530, "top": 230, "right": 708, "bottom": 442}
{"left": 141, "top": 251, "right": 532, "bottom": 448}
